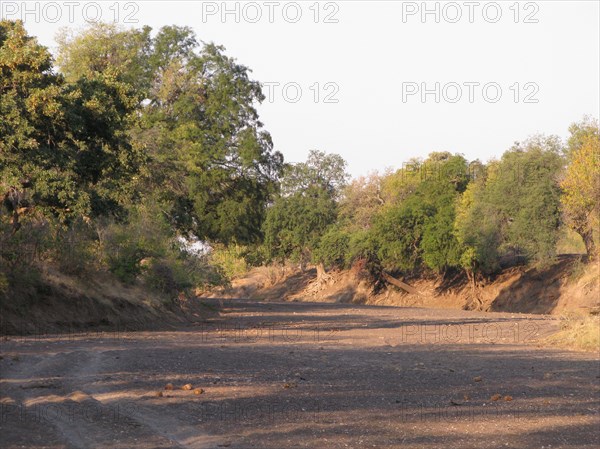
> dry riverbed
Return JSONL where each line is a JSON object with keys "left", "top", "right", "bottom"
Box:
{"left": 1, "top": 299, "right": 599, "bottom": 448}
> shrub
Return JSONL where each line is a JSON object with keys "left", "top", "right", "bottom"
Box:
{"left": 313, "top": 227, "right": 350, "bottom": 269}
{"left": 210, "top": 244, "right": 248, "bottom": 279}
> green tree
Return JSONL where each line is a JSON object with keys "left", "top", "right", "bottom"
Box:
{"left": 561, "top": 118, "right": 600, "bottom": 258}
{"left": 369, "top": 153, "right": 469, "bottom": 274}
{"left": 56, "top": 23, "right": 152, "bottom": 92}
{"left": 57, "top": 24, "right": 284, "bottom": 244}
{"left": 263, "top": 151, "right": 348, "bottom": 265}
{"left": 454, "top": 136, "right": 564, "bottom": 272}
{"left": 1, "top": 20, "right": 141, "bottom": 228}
{"left": 338, "top": 173, "right": 385, "bottom": 232}
{"left": 281, "top": 150, "right": 349, "bottom": 198}
{"left": 454, "top": 170, "right": 503, "bottom": 276}
{"left": 263, "top": 187, "right": 337, "bottom": 265}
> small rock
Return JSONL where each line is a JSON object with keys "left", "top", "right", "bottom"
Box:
{"left": 473, "top": 376, "right": 482, "bottom": 382}
{"left": 194, "top": 388, "right": 204, "bottom": 395}
{"left": 491, "top": 394, "right": 502, "bottom": 401}
{"left": 165, "top": 383, "right": 174, "bottom": 390}
{"left": 504, "top": 395, "right": 513, "bottom": 401}
{"left": 182, "top": 384, "right": 193, "bottom": 391}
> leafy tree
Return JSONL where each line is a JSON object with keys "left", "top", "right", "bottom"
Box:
{"left": 313, "top": 226, "right": 351, "bottom": 269}
{"left": 141, "top": 39, "right": 283, "bottom": 243}
{"left": 369, "top": 153, "right": 469, "bottom": 274}
{"left": 454, "top": 136, "right": 564, "bottom": 272}
{"left": 338, "top": 173, "right": 385, "bottom": 232}
{"left": 56, "top": 23, "right": 152, "bottom": 93}
{"left": 57, "top": 24, "right": 284, "bottom": 244}
{"left": 370, "top": 195, "right": 428, "bottom": 272}
{"left": 263, "top": 187, "right": 337, "bottom": 265}
{"left": 263, "top": 151, "right": 348, "bottom": 265}
{"left": 1, "top": 20, "right": 141, "bottom": 228}
{"left": 561, "top": 118, "right": 600, "bottom": 258}
{"left": 281, "top": 150, "right": 349, "bottom": 198}
{"left": 454, "top": 171, "right": 503, "bottom": 276}
{"left": 488, "top": 137, "right": 564, "bottom": 264}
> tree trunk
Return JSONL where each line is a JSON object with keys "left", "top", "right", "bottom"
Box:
{"left": 316, "top": 263, "right": 326, "bottom": 279}
{"left": 382, "top": 272, "right": 420, "bottom": 295}
{"left": 579, "top": 227, "right": 597, "bottom": 260}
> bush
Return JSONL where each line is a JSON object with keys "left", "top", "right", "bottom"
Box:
{"left": 51, "top": 220, "right": 98, "bottom": 276}
{"left": 97, "top": 202, "right": 172, "bottom": 283}
{"left": 313, "top": 227, "right": 350, "bottom": 269}
{"left": 210, "top": 244, "right": 248, "bottom": 279}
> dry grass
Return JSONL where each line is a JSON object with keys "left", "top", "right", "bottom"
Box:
{"left": 546, "top": 313, "right": 600, "bottom": 352}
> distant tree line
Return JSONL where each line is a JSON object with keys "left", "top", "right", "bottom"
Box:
{"left": 1, "top": 20, "right": 598, "bottom": 303}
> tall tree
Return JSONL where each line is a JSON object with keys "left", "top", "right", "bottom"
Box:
{"left": 369, "top": 153, "right": 469, "bottom": 274}
{"left": 56, "top": 24, "right": 284, "bottom": 244}
{"left": 56, "top": 23, "right": 152, "bottom": 92}
{"left": 1, "top": 20, "right": 141, "bottom": 229}
{"left": 281, "top": 150, "right": 349, "bottom": 198}
{"left": 263, "top": 151, "right": 348, "bottom": 265}
{"left": 561, "top": 118, "right": 600, "bottom": 258}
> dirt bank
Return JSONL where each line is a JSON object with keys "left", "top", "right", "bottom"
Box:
{"left": 0, "top": 268, "right": 215, "bottom": 336}
{"left": 205, "top": 255, "right": 599, "bottom": 315}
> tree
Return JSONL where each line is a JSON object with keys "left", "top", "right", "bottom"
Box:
{"left": 263, "top": 151, "right": 348, "bottom": 265}
{"left": 454, "top": 170, "right": 503, "bottom": 276}
{"left": 263, "top": 187, "right": 337, "bottom": 265}
{"left": 0, "top": 20, "right": 141, "bottom": 229}
{"left": 338, "top": 173, "right": 385, "bottom": 232}
{"left": 454, "top": 136, "right": 564, "bottom": 271}
{"left": 489, "top": 137, "right": 564, "bottom": 264}
{"left": 561, "top": 118, "right": 600, "bottom": 258}
{"left": 313, "top": 226, "right": 351, "bottom": 269}
{"left": 281, "top": 150, "right": 349, "bottom": 198}
{"left": 141, "top": 39, "right": 284, "bottom": 243}
{"left": 56, "top": 23, "right": 152, "bottom": 93}
{"left": 56, "top": 24, "right": 284, "bottom": 244}
{"left": 369, "top": 153, "right": 469, "bottom": 274}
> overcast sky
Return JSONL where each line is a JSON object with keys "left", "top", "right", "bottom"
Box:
{"left": 7, "top": 0, "right": 600, "bottom": 176}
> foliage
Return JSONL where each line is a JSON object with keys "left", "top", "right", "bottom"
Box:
{"left": 281, "top": 150, "right": 349, "bottom": 198}
{"left": 2, "top": 20, "right": 599, "bottom": 305}
{"left": 0, "top": 20, "right": 142, "bottom": 226}
{"left": 368, "top": 153, "right": 468, "bottom": 273}
{"left": 262, "top": 151, "right": 348, "bottom": 265}
{"left": 56, "top": 23, "right": 152, "bottom": 91}
{"left": 561, "top": 118, "right": 600, "bottom": 258}
{"left": 338, "top": 173, "right": 384, "bottom": 232}
{"left": 313, "top": 226, "right": 351, "bottom": 269}
{"left": 263, "top": 187, "right": 337, "bottom": 264}
{"left": 210, "top": 244, "right": 249, "bottom": 280}
{"left": 454, "top": 137, "right": 564, "bottom": 273}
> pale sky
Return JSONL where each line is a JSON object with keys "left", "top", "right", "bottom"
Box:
{"left": 5, "top": 0, "right": 599, "bottom": 176}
